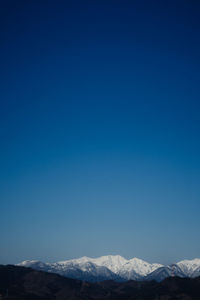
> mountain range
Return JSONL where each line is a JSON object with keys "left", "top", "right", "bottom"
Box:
{"left": 17, "top": 255, "right": 200, "bottom": 282}
{"left": 1, "top": 265, "right": 200, "bottom": 300}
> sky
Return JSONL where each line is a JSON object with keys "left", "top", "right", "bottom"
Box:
{"left": 0, "top": 0, "right": 200, "bottom": 265}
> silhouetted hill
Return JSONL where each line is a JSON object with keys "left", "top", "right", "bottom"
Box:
{"left": 0, "top": 265, "right": 200, "bottom": 299}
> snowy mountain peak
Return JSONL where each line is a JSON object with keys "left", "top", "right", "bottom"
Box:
{"left": 176, "top": 258, "right": 200, "bottom": 277}
{"left": 119, "top": 257, "right": 163, "bottom": 278}
{"left": 92, "top": 255, "right": 128, "bottom": 273}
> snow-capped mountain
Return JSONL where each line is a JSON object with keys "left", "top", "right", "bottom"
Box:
{"left": 85, "top": 255, "right": 128, "bottom": 273}
{"left": 144, "top": 258, "right": 200, "bottom": 281}
{"left": 118, "top": 257, "right": 163, "bottom": 280}
{"left": 18, "top": 257, "right": 123, "bottom": 282}
{"left": 176, "top": 258, "right": 200, "bottom": 278}
{"left": 58, "top": 255, "right": 127, "bottom": 274}
{"left": 17, "top": 256, "right": 200, "bottom": 282}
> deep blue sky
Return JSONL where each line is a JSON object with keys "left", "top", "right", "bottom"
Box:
{"left": 1, "top": 0, "right": 200, "bottom": 265}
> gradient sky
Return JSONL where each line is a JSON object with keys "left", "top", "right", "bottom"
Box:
{"left": 1, "top": 0, "right": 200, "bottom": 265}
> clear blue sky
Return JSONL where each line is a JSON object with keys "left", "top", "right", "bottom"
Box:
{"left": 0, "top": 0, "right": 200, "bottom": 265}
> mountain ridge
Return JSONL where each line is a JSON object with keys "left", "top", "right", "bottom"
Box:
{"left": 17, "top": 255, "right": 200, "bottom": 282}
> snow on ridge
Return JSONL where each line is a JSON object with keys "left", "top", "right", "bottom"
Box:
{"left": 57, "top": 255, "right": 127, "bottom": 273}
{"left": 17, "top": 260, "right": 41, "bottom": 266}
{"left": 91, "top": 255, "right": 128, "bottom": 273}
{"left": 50, "top": 255, "right": 163, "bottom": 276}
{"left": 176, "top": 258, "right": 200, "bottom": 275}
{"left": 177, "top": 258, "right": 200, "bottom": 265}
{"left": 17, "top": 255, "right": 200, "bottom": 281}
{"left": 118, "top": 257, "right": 163, "bottom": 278}
{"left": 127, "top": 257, "right": 163, "bottom": 276}
{"left": 58, "top": 256, "right": 91, "bottom": 265}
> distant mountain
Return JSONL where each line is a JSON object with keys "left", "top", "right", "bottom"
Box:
{"left": 117, "top": 257, "right": 163, "bottom": 280}
{"left": 177, "top": 258, "right": 200, "bottom": 277}
{"left": 1, "top": 265, "right": 200, "bottom": 300}
{"left": 17, "top": 255, "right": 200, "bottom": 282}
{"left": 145, "top": 259, "right": 200, "bottom": 282}
{"left": 18, "top": 258, "right": 123, "bottom": 282}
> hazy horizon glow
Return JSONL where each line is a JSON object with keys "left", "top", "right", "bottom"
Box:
{"left": 1, "top": 0, "right": 200, "bottom": 265}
